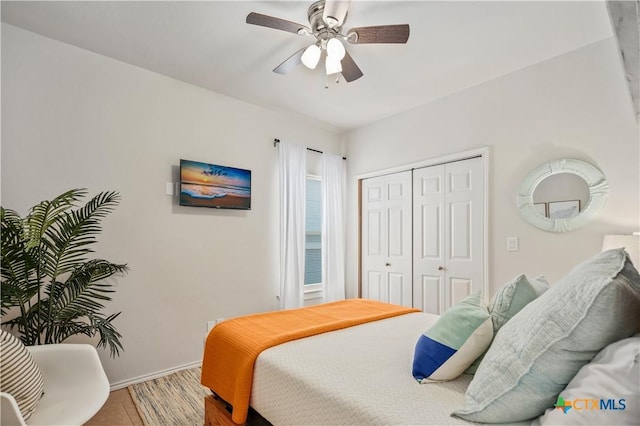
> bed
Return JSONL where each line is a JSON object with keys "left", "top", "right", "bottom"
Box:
{"left": 202, "top": 248, "right": 640, "bottom": 426}
{"left": 251, "top": 311, "right": 477, "bottom": 425}
{"left": 203, "top": 309, "right": 478, "bottom": 426}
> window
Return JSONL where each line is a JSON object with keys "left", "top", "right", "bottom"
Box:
{"left": 305, "top": 177, "right": 322, "bottom": 286}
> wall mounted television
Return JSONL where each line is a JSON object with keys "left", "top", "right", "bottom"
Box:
{"left": 179, "top": 159, "right": 251, "bottom": 210}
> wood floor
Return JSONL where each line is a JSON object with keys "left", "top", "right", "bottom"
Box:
{"left": 86, "top": 388, "right": 144, "bottom": 426}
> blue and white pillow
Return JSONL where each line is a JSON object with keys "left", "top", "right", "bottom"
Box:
{"left": 412, "top": 292, "right": 493, "bottom": 383}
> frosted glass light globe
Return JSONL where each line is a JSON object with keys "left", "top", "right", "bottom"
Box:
{"left": 301, "top": 44, "right": 321, "bottom": 69}
{"left": 326, "top": 38, "right": 346, "bottom": 60}
{"left": 325, "top": 55, "right": 343, "bottom": 75}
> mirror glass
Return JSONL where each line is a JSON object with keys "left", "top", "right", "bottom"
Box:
{"left": 517, "top": 159, "right": 609, "bottom": 232}
{"left": 532, "top": 173, "right": 590, "bottom": 219}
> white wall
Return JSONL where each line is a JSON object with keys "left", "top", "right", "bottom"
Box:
{"left": 0, "top": 24, "right": 342, "bottom": 386}
{"left": 345, "top": 38, "right": 639, "bottom": 299}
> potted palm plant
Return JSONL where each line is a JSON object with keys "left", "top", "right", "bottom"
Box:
{"left": 1, "top": 189, "right": 128, "bottom": 357}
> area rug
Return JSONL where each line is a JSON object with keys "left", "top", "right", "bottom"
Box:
{"left": 128, "top": 367, "right": 211, "bottom": 426}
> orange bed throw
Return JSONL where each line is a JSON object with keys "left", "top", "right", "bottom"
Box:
{"left": 200, "top": 299, "right": 419, "bottom": 424}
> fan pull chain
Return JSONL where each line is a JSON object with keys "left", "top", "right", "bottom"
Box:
{"left": 323, "top": 74, "right": 340, "bottom": 89}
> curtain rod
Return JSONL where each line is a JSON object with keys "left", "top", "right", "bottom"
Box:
{"left": 273, "top": 139, "right": 346, "bottom": 160}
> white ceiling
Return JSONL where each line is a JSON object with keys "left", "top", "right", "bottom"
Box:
{"left": 1, "top": 1, "right": 614, "bottom": 132}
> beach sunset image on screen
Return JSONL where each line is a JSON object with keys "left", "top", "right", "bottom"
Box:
{"left": 180, "top": 159, "right": 251, "bottom": 210}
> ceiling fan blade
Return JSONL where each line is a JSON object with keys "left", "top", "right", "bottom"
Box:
{"left": 340, "top": 51, "right": 363, "bottom": 82}
{"left": 323, "top": 0, "right": 351, "bottom": 28}
{"left": 273, "top": 48, "right": 306, "bottom": 75}
{"left": 246, "top": 12, "right": 310, "bottom": 35}
{"left": 347, "top": 24, "right": 410, "bottom": 44}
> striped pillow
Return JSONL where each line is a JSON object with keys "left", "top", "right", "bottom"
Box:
{"left": 0, "top": 330, "right": 45, "bottom": 420}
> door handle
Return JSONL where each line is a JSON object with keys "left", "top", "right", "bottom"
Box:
{"left": 385, "top": 263, "right": 391, "bottom": 267}
{"left": 438, "top": 266, "right": 445, "bottom": 271}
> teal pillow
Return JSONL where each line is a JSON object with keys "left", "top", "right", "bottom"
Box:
{"left": 489, "top": 274, "right": 548, "bottom": 333}
{"left": 453, "top": 249, "right": 640, "bottom": 423}
{"left": 465, "top": 274, "right": 549, "bottom": 374}
{"left": 528, "top": 275, "right": 550, "bottom": 296}
{"left": 412, "top": 292, "right": 492, "bottom": 382}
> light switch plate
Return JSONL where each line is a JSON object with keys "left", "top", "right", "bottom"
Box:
{"left": 165, "top": 182, "right": 174, "bottom": 196}
{"left": 507, "top": 237, "right": 519, "bottom": 252}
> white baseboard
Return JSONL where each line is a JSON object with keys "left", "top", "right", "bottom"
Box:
{"left": 109, "top": 360, "right": 203, "bottom": 391}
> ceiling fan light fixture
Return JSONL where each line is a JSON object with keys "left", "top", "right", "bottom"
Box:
{"left": 326, "top": 37, "right": 346, "bottom": 60}
{"left": 301, "top": 44, "right": 321, "bottom": 69}
{"left": 325, "top": 55, "right": 342, "bottom": 75}
{"left": 247, "top": 1, "right": 408, "bottom": 84}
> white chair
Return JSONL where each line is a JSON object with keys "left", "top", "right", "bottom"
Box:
{"left": 1, "top": 344, "right": 110, "bottom": 426}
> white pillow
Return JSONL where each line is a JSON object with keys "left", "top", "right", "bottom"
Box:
{"left": 533, "top": 335, "right": 640, "bottom": 425}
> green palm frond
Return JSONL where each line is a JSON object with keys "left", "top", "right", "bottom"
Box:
{"left": 23, "top": 189, "right": 85, "bottom": 250}
{"left": 2, "top": 301, "right": 45, "bottom": 345}
{"left": 89, "top": 313, "right": 124, "bottom": 358}
{"left": 48, "top": 260, "right": 127, "bottom": 323}
{"left": 1, "top": 208, "right": 35, "bottom": 290}
{"left": 1, "top": 207, "right": 41, "bottom": 341}
{"left": 1, "top": 189, "right": 128, "bottom": 356}
{"left": 44, "top": 191, "right": 121, "bottom": 279}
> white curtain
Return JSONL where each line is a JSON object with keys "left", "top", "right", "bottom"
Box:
{"left": 278, "top": 141, "right": 307, "bottom": 309}
{"left": 322, "top": 153, "right": 346, "bottom": 302}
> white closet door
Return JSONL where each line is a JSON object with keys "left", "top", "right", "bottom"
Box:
{"left": 361, "top": 171, "right": 413, "bottom": 307}
{"left": 413, "top": 157, "right": 484, "bottom": 314}
{"left": 412, "top": 164, "right": 446, "bottom": 314}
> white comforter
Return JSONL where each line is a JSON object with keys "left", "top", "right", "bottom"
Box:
{"left": 251, "top": 312, "right": 479, "bottom": 425}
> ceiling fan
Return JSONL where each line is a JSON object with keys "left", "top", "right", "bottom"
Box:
{"left": 246, "top": 0, "right": 409, "bottom": 83}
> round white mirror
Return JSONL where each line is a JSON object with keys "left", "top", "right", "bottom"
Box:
{"left": 516, "top": 159, "right": 609, "bottom": 232}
